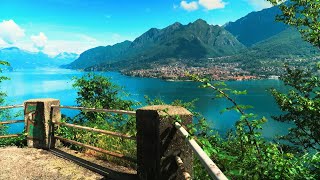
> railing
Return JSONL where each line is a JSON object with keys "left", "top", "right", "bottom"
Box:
{"left": 0, "top": 104, "right": 24, "bottom": 139}
{"left": 175, "top": 122, "right": 228, "bottom": 180}
{"left": 50, "top": 105, "right": 137, "bottom": 163}
{"left": 1, "top": 100, "right": 228, "bottom": 179}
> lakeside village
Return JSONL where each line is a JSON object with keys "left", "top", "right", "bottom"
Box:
{"left": 123, "top": 63, "right": 278, "bottom": 81}
{"left": 123, "top": 55, "right": 320, "bottom": 81}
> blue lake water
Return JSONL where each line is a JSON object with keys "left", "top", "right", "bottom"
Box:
{"left": 1, "top": 68, "right": 289, "bottom": 139}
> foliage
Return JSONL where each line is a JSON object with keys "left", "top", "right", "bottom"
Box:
{"left": 189, "top": 74, "right": 319, "bottom": 179}
{"left": 57, "top": 73, "right": 137, "bottom": 167}
{"left": 0, "top": 134, "right": 27, "bottom": 147}
{"left": 271, "top": 65, "right": 320, "bottom": 150}
{"left": 0, "top": 60, "right": 26, "bottom": 147}
{"left": 265, "top": 0, "right": 320, "bottom": 151}
{"left": 0, "top": 60, "right": 10, "bottom": 136}
{"left": 267, "top": 0, "right": 320, "bottom": 48}
{"left": 72, "top": 73, "right": 135, "bottom": 126}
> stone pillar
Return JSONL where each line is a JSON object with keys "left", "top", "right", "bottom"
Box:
{"left": 136, "top": 105, "right": 193, "bottom": 180}
{"left": 24, "top": 98, "right": 61, "bottom": 149}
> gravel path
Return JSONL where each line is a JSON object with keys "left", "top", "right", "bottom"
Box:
{"left": 0, "top": 146, "right": 136, "bottom": 180}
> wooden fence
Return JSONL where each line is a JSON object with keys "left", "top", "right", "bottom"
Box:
{"left": 0, "top": 104, "right": 24, "bottom": 139}
{"left": 50, "top": 105, "right": 136, "bottom": 163}
{"left": 0, "top": 99, "right": 228, "bottom": 180}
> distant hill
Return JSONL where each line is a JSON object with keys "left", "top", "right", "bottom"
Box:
{"left": 0, "top": 47, "right": 78, "bottom": 70}
{"left": 63, "top": 40, "right": 131, "bottom": 69}
{"left": 224, "top": 6, "right": 288, "bottom": 47}
{"left": 250, "top": 28, "right": 320, "bottom": 58}
{"left": 64, "top": 19, "right": 245, "bottom": 70}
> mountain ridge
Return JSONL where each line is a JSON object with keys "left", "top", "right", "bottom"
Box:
{"left": 0, "top": 47, "right": 78, "bottom": 70}
{"left": 65, "top": 19, "right": 245, "bottom": 70}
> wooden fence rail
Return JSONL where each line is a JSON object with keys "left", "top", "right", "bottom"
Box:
{"left": 54, "top": 135, "right": 136, "bottom": 163}
{"left": 53, "top": 121, "right": 136, "bottom": 140}
{"left": 175, "top": 156, "right": 192, "bottom": 180}
{"left": 0, "top": 105, "right": 24, "bottom": 139}
{"left": 0, "top": 104, "right": 23, "bottom": 109}
{"left": 51, "top": 105, "right": 136, "bottom": 115}
{"left": 174, "top": 122, "right": 228, "bottom": 180}
{"left": 0, "top": 134, "right": 22, "bottom": 139}
{"left": 0, "top": 120, "right": 25, "bottom": 125}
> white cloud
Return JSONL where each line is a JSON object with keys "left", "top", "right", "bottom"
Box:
{"left": 42, "top": 40, "right": 96, "bottom": 56}
{"left": 0, "top": 38, "right": 7, "bottom": 46}
{"left": 180, "top": 1, "right": 199, "bottom": 11}
{"left": 0, "top": 20, "right": 25, "bottom": 44}
{"left": 198, "top": 0, "right": 226, "bottom": 10}
{"left": 31, "top": 32, "right": 48, "bottom": 50}
{"left": 0, "top": 19, "right": 134, "bottom": 56}
{"left": 246, "top": 0, "right": 272, "bottom": 10}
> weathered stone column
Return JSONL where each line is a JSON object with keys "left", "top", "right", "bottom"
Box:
{"left": 24, "top": 98, "right": 61, "bottom": 149}
{"left": 136, "top": 105, "right": 193, "bottom": 180}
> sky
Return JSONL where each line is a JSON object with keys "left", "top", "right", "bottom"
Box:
{"left": 0, "top": 0, "right": 273, "bottom": 56}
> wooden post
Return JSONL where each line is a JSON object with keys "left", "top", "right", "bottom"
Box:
{"left": 136, "top": 105, "right": 193, "bottom": 180}
{"left": 24, "top": 98, "right": 61, "bottom": 149}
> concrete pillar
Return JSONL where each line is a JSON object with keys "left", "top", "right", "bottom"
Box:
{"left": 24, "top": 98, "right": 61, "bottom": 149}
{"left": 136, "top": 105, "right": 193, "bottom": 180}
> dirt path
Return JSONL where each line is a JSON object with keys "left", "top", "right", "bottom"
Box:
{"left": 0, "top": 146, "right": 136, "bottom": 180}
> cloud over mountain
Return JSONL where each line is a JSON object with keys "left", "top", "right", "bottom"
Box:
{"left": 180, "top": 1, "right": 199, "bottom": 11}
{"left": 31, "top": 32, "right": 48, "bottom": 50}
{"left": 198, "top": 0, "right": 226, "bottom": 10}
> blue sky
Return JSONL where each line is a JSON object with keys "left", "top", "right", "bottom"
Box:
{"left": 0, "top": 0, "right": 273, "bottom": 56}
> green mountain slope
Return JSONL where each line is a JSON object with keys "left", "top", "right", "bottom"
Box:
{"left": 65, "top": 19, "right": 245, "bottom": 70}
{"left": 129, "top": 19, "right": 245, "bottom": 59}
{"left": 224, "top": 6, "right": 288, "bottom": 47}
{"left": 251, "top": 28, "right": 319, "bottom": 58}
{"left": 63, "top": 40, "right": 131, "bottom": 69}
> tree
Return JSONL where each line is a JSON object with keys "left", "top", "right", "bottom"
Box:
{"left": 267, "top": 0, "right": 320, "bottom": 48}
{"left": 267, "top": 0, "right": 320, "bottom": 150}
{"left": 57, "top": 73, "right": 137, "bottom": 166}
{"left": 72, "top": 73, "right": 135, "bottom": 127}
{"left": 271, "top": 67, "right": 320, "bottom": 150}
{"left": 0, "top": 61, "right": 10, "bottom": 136}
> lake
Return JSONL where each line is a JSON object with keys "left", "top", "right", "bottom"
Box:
{"left": 1, "top": 68, "right": 289, "bottom": 139}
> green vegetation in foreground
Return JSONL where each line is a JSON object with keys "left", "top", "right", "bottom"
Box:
{"left": 57, "top": 1, "right": 320, "bottom": 178}
{"left": 52, "top": 71, "right": 319, "bottom": 179}
{"left": 268, "top": 0, "right": 320, "bottom": 151}
{"left": 190, "top": 75, "right": 319, "bottom": 179}
{"left": 57, "top": 2, "right": 320, "bottom": 178}
{"left": 56, "top": 73, "right": 137, "bottom": 167}
{"left": 0, "top": 60, "right": 26, "bottom": 147}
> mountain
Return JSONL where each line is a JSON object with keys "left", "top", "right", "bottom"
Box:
{"left": 63, "top": 40, "right": 131, "bottom": 69}
{"left": 250, "top": 28, "right": 320, "bottom": 58}
{"left": 0, "top": 47, "right": 78, "bottom": 69}
{"left": 224, "top": 6, "right": 288, "bottom": 47}
{"left": 64, "top": 6, "right": 320, "bottom": 75}
{"left": 64, "top": 19, "right": 245, "bottom": 70}
{"left": 129, "top": 19, "right": 245, "bottom": 58}
{"left": 54, "top": 52, "right": 79, "bottom": 64}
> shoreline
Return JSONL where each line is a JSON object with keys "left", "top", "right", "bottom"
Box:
{"left": 121, "top": 71, "right": 279, "bottom": 82}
